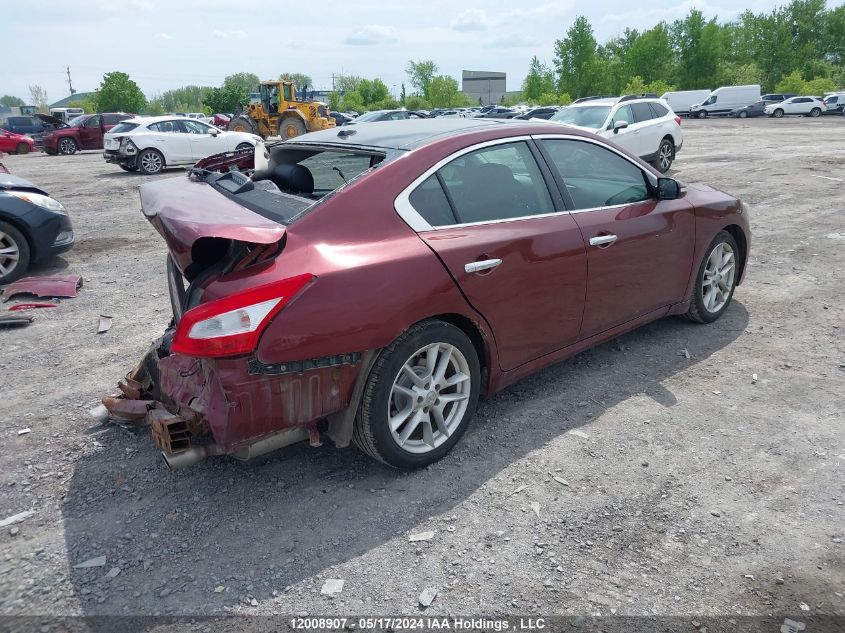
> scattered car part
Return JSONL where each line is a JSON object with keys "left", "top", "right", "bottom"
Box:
{"left": 0, "top": 314, "right": 33, "bottom": 328}
{"left": 97, "top": 315, "right": 112, "bottom": 333}
{"left": 2, "top": 274, "right": 82, "bottom": 300}
{"left": 7, "top": 302, "right": 57, "bottom": 311}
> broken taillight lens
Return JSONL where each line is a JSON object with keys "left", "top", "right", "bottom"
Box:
{"left": 171, "top": 273, "right": 314, "bottom": 357}
{"left": 674, "top": 116, "right": 682, "bottom": 126}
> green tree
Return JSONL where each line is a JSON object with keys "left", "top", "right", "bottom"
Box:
{"left": 335, "top": 75, "right": 363, "bottom": 93}
{"left": 145, "top": 99, "right": 165, "bottom": 116}
{"left": 203, "top": 85, "right": 245, "bottom": 113}
{"left": 672, "top": 10, "right": 723, "bottom": 90}
{"left": 0, "top": 95, "right": 25, "bottom": 107}
{"left": 406, "top": 60, "right": 438, "bottom": 98}
{"left": 94, "top": 72, "right": 146, "bottom": 113}
{"left": 522, "top": 56, "right": 556, "bottom": 101}
{"left": 66, "top": 98, "right": 97, "bottom": 113}
{"left": 223, "top": 72, "right": 260, "bottom": 94}
{"left": 358, "top": 78, "right": 390, "bottom": 106}
{"left": 554, "top": 16, "right": 599, "bottom": 98}
{"left": 340, "top": 91, "right": 365, "bottom": 113}
{"left": 427, "top": 75, "right": 465, "bottom": 107}
{"left": 720, "top": 62, "right": 763, "bottom": 86}
{"left": 626, "top": 23, "right": 674, "bottom": 85}
{"left": 400, "top": 83, "right": 407, "bottom": 104}
{"left": 404, "top": 95, "right": 431, "bottom": 111}
{"left": 775, "top": 70, "right": 806, "bottom": 93}
{"left": 327, "top": 91, "right": 342, "bottom": 111}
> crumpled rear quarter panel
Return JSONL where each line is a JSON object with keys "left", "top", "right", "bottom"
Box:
{"left": 158, "top": 353, "right": 360, "bottom": 452}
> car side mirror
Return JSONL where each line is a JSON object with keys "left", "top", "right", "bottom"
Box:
{"left": 612, "top": 120, "right": 628, "bottom": 134}
{"left": 210, "top": 129, "right": 219, "bottom": 136}
{"left": 657, "top": 177, "right": 680, "bottom": 200}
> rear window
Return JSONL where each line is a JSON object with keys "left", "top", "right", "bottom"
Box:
{"left": 296, "top": 152, "right": 374, "bottom": 193}
{"left": 648, "top": 102, "right": 669, "bottom": 117}
{"left": 110, "top": 122, "right": 140, "bottom": 134}
{"left": 630, "top": 103, "right": 654, "bottom": 122}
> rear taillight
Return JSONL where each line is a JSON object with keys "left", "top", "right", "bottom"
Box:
{"left": 171, "top": 274, "right": 314, "bottom": 358}
{"left": 674, "top": 116, "right": 682, "bottom": 126}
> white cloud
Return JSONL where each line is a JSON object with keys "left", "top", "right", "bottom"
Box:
{"left": 484, "top": 33, "right": 538, "bottom": 48}
{"left": 344, "top": 25, "right": 398, "bottom": 46}
{"left": 153, "top": 32, "right": 173, "bottom": 40}
{"left": 451, "top": 8, "right": 489, "bottom": 31}
{"left": 212, "top": 29, "right": 246, "bottom": 39}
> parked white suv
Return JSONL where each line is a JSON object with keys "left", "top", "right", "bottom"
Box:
{"left": 103, "top": 116, "right": 262, "bottom": 175}
{"left": 549, "top": 96, "right": 683, "bottom": 172}
{"left": 764, "top": 96, "right": 826, "bottom": 118}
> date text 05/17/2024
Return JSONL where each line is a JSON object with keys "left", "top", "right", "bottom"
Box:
{"left": 289, "top": 617, "right": 547, "bottom": 630}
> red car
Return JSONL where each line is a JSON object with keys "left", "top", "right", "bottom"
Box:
{"left": 0, "top": 128, "right": 36, "bottom": 155}
{"left": 105, "top": 119, "right": 750, "bottom": 470}
{"left": 42, "top": 112, "right": 133, "bottom": 155}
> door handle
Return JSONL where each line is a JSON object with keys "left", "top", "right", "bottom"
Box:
{"left": 464, "top": 258, "right": 502, "bottom": 274}
{"left": 589, "top": 234, "right": 618, "bottom": 247}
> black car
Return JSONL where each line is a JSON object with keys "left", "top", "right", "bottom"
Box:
{"left": 347, "top": 109, "right": 429, "bottom": 124}
{"left": 330, "top": 112, "right": 355, "bottom": 126}
{"left": 514, "top": 106, "right": 560, "bottom": 120}
{"left": 0, "top": 173, "right": 74, "bottom": 284}
{"left": 475, "top": 107, "right": 518, "bottom": 119}
{"left": 729, "top": 100, "right": 770, "bottom": 118}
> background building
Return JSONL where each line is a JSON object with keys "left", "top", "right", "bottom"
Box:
{"left": 462, "top": 70, "right": 506, "bottom": 105}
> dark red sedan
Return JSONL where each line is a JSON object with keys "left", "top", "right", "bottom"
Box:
{"left": 104, "top": 118, "right": 750, "bottom": 470}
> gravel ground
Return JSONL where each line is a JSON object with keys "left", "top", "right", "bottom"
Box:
{"left": 0, "top": 118, "right": 843, "bottom": 631}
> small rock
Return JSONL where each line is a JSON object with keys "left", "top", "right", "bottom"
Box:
{"left": 214, "top": 586, "right": 226, "bottom": 593}
{"left": 409, "top": 531, "right": 436, "bottom": 542}
{"left": 321, "top": 579, "right": 344, "bottom": 595}
{"left": 17, "top": 428, "right": 32, "bottom": 436}
{"left": 552, "top": 476, "right": 570, "bottom": 487}
{"left": 710, "top": 510, "right": 721, "bottom": 517}
{"left": 725, "top": 476, "right": 732, "bottom": 481}
{"left": 751, "top": 373, "right": 758, "bottom": 384}
{"left": 568, "top": 430, "right": 589, "bottom": 439}
{"left": 744, "top": 574, "right": 755, "bottom": 580}
{"left": 9, "top": 527, "right": 19, "bottom": 537}
{"left": 530, "top": 502, "right": 540, "bottom": 518}
{"left": 508, "top": 484, "right": 528, "bottom": 496}
{"left": 418, "top": 587, "right": 438, "bottom": 607}
{"left": 776, "top": 578, "right": 785, "bottom": 585}
{"left": 681, "top": 348, "right": 691, "bottom": 359}
{"left": 641, "top": 461, "right": 649, "bottom": 467}
{"left": 799, "top": 602, "right": 810, "bottom": 611}
{"left": 104, "top": 567, "right": 121, "bottom": 580}
{"left": 691, "top": 620, "right": 701, "bottom": 628}
{"left": 250, "top": 598, "right": 258, "bottom": 607}
{"left": 782, "top": 618, "right": 806, "bottom": 632}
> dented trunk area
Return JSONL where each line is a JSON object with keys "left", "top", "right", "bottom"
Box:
{"left": 101, "top": 333, "right": 372, "bottom": 467}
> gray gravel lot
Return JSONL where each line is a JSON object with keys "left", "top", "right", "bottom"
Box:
{"left": 0, "top": 118, "right": 843, "bottom": 629}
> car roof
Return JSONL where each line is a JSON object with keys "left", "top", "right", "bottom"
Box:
{"left": 285, "top": 118, "right": 594, "bottom": 152}
{"left": 292, "top": 118, "right": 510, "bottom": 150}
{"left": 121, "top": 115, "right": 204, "bottom": 125}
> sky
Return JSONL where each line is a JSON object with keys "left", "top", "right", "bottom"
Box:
{"left": 3, "top": 0, "right": 842, "bottom": 104}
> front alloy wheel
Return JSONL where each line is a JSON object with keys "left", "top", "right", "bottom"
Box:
{"left": 773, "top": 109, "right": 784, "bottom": 118}
{"left": 353, "top": 320, "right": 480, "bottom": 468}
{"left": 59, "top": 138, "right": 77, "bottom": 155}
{"left": 0, "top": 221, "right": 31, "bottom": 284}
{"left": 684, "top": 230, "right": 739, "bottom": 323}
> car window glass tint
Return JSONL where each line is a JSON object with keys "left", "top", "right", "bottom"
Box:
{"left": 648, "top": 102, "right": 669, "bottom": 118}
{"left": 183, "top": 120, "right": 209, "bottom": 134}
{"left": 541, "top": 139, "right": 650, "bottom": 209}
{"left": 84, "top": 116, "right": 101, "bottom": 128}
{"left": 437, "top": 141, "right": 554, "bottom": 224}
{"left": 630, "top": 103, "right": 653, "bottom": 123}
{"left": 611, "top": 105, "right": 633, "bottom": 127}
{"left": 409, "top": 175, "right": 457, "bottom": 227}
{"left": 297, "top": 152, "right": 374, "bottom": 191}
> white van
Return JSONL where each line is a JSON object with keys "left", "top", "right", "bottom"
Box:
{"left": 49, "top": 107, "right": 85, "bottom": 123}
{"left": 661, "top": 90, "right": 711, "bottom": 115}
{"left": 689, "top": 85, "right": 761, "bottom": 118}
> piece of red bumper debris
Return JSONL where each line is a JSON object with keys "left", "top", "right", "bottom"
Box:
{"left": 1, "top": 274, "right": 82, "bottom": 300}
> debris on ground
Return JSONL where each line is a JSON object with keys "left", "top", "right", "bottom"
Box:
{"left": 0, "top": 314, "right": 33, "bottom": 328}
{"left": 508, "top": 484, "right": 528, "bottom": 497}
{"left": 97, "top": 315, "right": 113, "bottom": 334}
{"left": 681, "top": 348, "right": 691, "bottom": 359}
{"left": 568, "top": 429, "right": 589, "bottom": 439}
{"left": 73, "top": 555, "right": 106, "bottom": 569}
{"left": 799, "top": 602, "right": 810, "bottom": 611}
{"left": 214, "top": 585, "right": 226, "bottom": 593}
{"left": 530, "top": 502, "right": 541, "bottom": 518}
{"left": 17, "top": 428, "right": 31, "bottom": 435}
{"left": 104, "top": 567, "right": 121, "bottom": 580}
{"left": 781, "top": 618, "right": 806, "bottom": 632}
{"left": 409, "top": 530, "right": 436, "bottom": 542}
{"left": 7, "top": 302, "right": 57, "bottom": 311}
{"left": 552, "top": 476, "right": 570, "bottom": 487}
{"left": 0, "top": 510, "right": 35, "bottom": 528}
{"left": 418, "top": 587, "right": 438, "bottom": 607}
{"left": 1, "top": 274, "right": 82, "bottom": 300}
{"left": 752, "top": 373, "right": 758, "bottom": 383}
{"left": 320, "top": 579, "right": 344, "bottom": 595}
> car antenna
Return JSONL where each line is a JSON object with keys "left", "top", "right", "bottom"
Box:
{"left": 332, "top": 166, "right": 348, "bottom": 184}
{"left": 337, "top": 129, "right": 357, "bottom": 138}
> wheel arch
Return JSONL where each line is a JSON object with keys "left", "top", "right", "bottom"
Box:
{"left": 429, "top": 312, "right": 492, "bottom": 396}
{"left": 137, "top": 145, "right": 167, "bottom": 166}
{"left": 723, "top": 223, "right": 748, "bottom": 285}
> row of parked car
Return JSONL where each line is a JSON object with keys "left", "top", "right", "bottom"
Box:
{"left": 728, "top": 93, "right": 845, "bottom": 118}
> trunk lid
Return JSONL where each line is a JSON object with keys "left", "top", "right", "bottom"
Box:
{"left": 139, "top": 176, "right": 289, "bottom": 274}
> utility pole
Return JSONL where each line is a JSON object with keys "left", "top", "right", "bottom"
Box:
{"left": 66, "top": 66, "right": 76, "bottom": 96}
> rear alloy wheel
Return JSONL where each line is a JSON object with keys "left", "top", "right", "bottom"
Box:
{"left": 773, "top": 109, "right": 784, "bottom": 118}
{"left": 738, "top": 110, "right": 748, "bottom": 118}
{"left": 58, "top": 137, "right": 77, "bottom": 155}
{"left": 684, "top": 230, "right": 739, "bottom": 324}
{"left": 279, "top": 117, "right": 307, "bottom": 139}
{"left": 138, "top": 149, "right": 164, "bottom": 175}
{"left": 697, "top": 110, "right": 707, "bottom": 119}
{"left": 16, "top": 142, "right": 30, "bottom": 155}
{"left": 654, "top": 139, "right": 674, "bottom": 173}
{"left": 809, "top": 107, "right": 821, "bottom": 117}
{"left": 0, "top": 220, "right": 31, "bottom": 285}
{"left": 353, "top": 320, "right": 480, "bottom": 469}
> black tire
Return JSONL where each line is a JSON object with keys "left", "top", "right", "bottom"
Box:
{"left": 697, "top": 110, "right": 707, "bottom": 119}
{"left": 227, "top": 115, "right": 260, "bottom": 136}
{"left": 684, "top": 230, "right": 740, "bottom": 324}
{"left": 809, "top": 107, "right": 821, "bottom": 117}
{"left": 738, "top": 111, "right": 747, "bottom": 118}
{"left": 278, "top": 117, "right": 307, "bottom": 139}
{"left": 15, "top": 142, "right": 30, "bottom": 155}
{"left": 119, "top": 165, "right": 138, "bottom": 172}
{"left": 653, "top": 138, "right": 674, "bottom": 173}
{"left": 353, "top": 320, "right": 481, "bottom": 469}
{"left": 0, "top": 220, "right": 31, "bottom": 285}
{"left": 235, "top": 142, "right": 253, "bottom": 151}
{"left": 773, "top": 109, "right": 784, "bottom": 118}
{"left": 137, "top": 149, "right": 164, "bottom": 175}
{"left": 58, "top": 137, "right": 77, "bottom": 155}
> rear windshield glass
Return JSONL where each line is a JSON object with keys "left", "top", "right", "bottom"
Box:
{"left": 110, "top": 122, "right": 140, "bottom": 134}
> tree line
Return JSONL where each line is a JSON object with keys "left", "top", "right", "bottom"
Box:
{"left": 524, "top": 0, "right": 845, "bottom": 103}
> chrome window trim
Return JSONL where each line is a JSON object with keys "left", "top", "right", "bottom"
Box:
{"left": 393, "top": 133, "right": 658, "bottom": 232}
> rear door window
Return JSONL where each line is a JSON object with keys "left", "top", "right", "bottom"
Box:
{"left": 408, "top": 175, "right": 457, "bottom": 226}
{"left": 610, "top": 105, "right": 633, "bottom": 127}
{"left": 630, "top": 103, "right": 654, "bottom": 123}
{"left": 648, "top": 102, "right": 669, "bottom": 118}
{"left": 436, "top": 141, "right": 554, "bottom": 224}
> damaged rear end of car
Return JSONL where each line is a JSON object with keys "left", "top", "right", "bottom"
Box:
{"left": 100, "top": 157, "right": 379, "bottom": 468}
